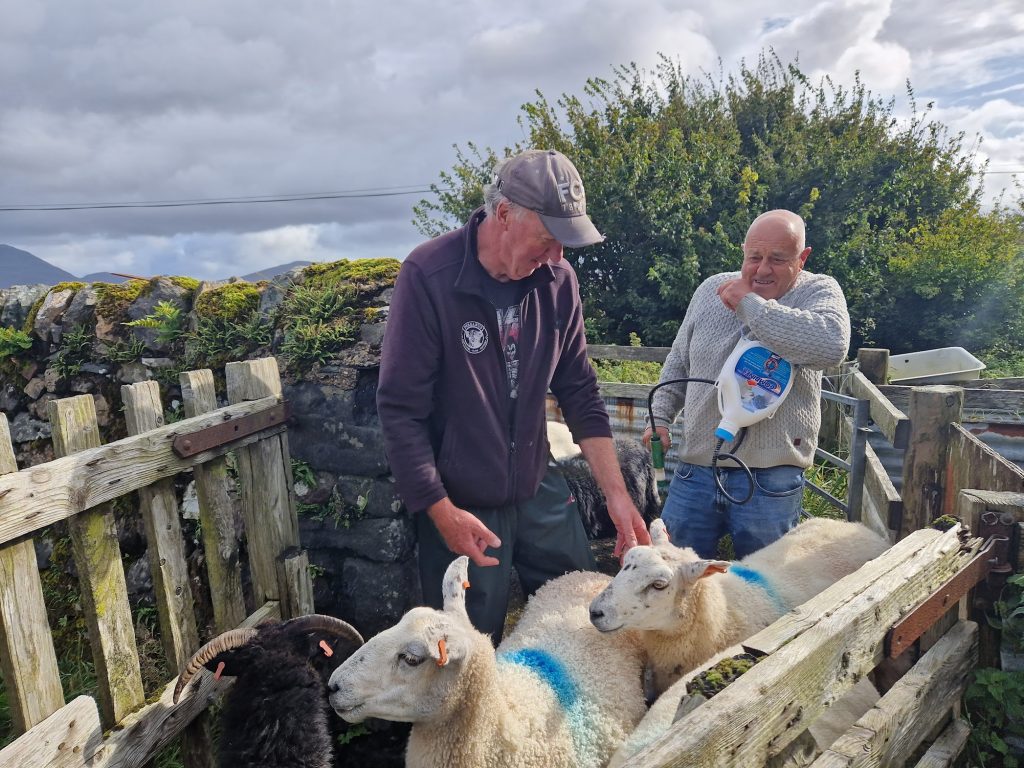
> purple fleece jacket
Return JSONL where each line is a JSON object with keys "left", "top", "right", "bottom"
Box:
{"left": 376, "top": 208, "right": 611, "bottom": 514}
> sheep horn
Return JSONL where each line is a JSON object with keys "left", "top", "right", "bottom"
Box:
{"left": 280, "top": 614, "right": 365, "bottom": 646}
{"left": 172, "top": 627, "right": 259, "bottom": 704}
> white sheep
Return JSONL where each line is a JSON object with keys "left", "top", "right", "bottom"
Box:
{"left": 589, "top": 516, "right": 891, "bottom": 694}
{"left": 327, "top": 556, "right": 647, "bottom": 768}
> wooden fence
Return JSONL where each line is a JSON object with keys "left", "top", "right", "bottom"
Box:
{"left": 0, "top": 357, "right": 311, "bottom": 768}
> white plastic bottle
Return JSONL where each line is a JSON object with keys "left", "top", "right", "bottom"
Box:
{"left": 715, "top": 337, "right": 794, "bottom": 442}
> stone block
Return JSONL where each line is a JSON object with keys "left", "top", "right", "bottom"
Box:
{"left": 333, "top": 475, "right": 404, "bottom": 518}
{"left": 23, "top": 377, "right": 45, "bottom": 400}
{"left": 299, "top": 515, "right": 413, "bottom": 563}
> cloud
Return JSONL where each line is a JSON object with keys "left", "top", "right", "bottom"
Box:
{"left": 1, "top": 0, "right": 1022, "bottom": 278}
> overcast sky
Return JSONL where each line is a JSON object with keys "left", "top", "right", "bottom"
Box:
{"left": 1, "top": 0, "right": 1022, "bottom": 280}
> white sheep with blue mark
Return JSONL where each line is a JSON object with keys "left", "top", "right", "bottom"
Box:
{"left": 589, "top": 516, "right": 891, "bottom": 695}
{"left": 327, "top": 556, "right": 647, "bottom": 768}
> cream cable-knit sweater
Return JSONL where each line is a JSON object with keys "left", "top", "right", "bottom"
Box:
{"left": 651, "top": 270, "right": 850, "bottom": 469}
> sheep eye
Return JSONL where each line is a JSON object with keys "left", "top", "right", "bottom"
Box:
{"left": 399, "top": 652, "right": 424, "bottom": 667}
{"left": 650, "top": 579, "right": 669, "bottom": 591}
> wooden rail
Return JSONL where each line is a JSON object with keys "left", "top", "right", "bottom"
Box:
{"left": 0, "top": 358, "right": 310, "bottom": 768}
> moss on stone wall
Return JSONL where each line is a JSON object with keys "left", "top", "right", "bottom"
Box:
{"left": 95, "top": 279, "right": 150, "bottom": 320}
{"left": 305, "top": 258, "right": 400, "bottom": 290}
{"left": 193, "top": 283, "right": 261, "bottom": 322}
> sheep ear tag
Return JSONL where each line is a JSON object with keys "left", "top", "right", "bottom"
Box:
{"left": 319, "top": 640, "right": 334, "bottom": 657}
{"left": 442, "top": 556, "right": 471, "bottom": 616}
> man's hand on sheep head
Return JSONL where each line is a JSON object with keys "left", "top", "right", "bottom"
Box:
{"left": 427, "top": 497, "right": 501, "bottom": 567}
{"left": 607, "top": 494, "right": 651, "bottom": 562}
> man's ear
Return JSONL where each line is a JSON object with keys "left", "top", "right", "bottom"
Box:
{"left": 799, "top": 246, "right": 811, "bottom": 266}
{"left": 679, "top": 559, "right": 730, "bottom": 583}
{"left": 442, "top": 556, "right": 471, "bottom": 618}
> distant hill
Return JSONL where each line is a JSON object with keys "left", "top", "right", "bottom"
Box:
{"left": 80, "top": 272, "right": 129, "bottom": 284}
{"left": 240, "top": 261, "right": 313, "bottom": 282}
{"left": 0, "top": 244, "right": 78, "bottom": 288}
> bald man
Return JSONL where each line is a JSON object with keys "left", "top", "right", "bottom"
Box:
{"left": 643, "top": 210, "right": 851, "bottom": 558}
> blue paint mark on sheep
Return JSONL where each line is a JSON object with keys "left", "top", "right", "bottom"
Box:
{"left": 498, "top": 648, "right": 579, "bottom": 709}
{"left": 729, "top": 564, "right": 788, "bottom": 613}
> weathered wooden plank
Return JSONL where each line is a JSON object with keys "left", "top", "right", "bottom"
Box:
{"left": 0, "top": 602, "right": 281, "bottom": 768}
{"left": 864, "top": 440, "right": 901, "bottom": 535}
{"left": 0, "top": 414, "right": 64, "bottom": 733}
{"left": 846, "top": 371, "right": 910, "bottom": 449}
{"left": 809, "top": 620, "right": 977, "bottom": 767}
{"left": 596, "top": 381, "right": 655, "bottom": 400}
{"left": 970, "top": 377, "right": 1024, "bottom": 391}
{"left": 857, "top": 348, "right": 890, "bottom": 385}
{"left": 946, "top": 426, "right": 1024, "bottom": 517}
{"left": 630, "top": 526, "right": 972, "bottom": 767}
{"left": 0, "top": 395, "right": 283, "bottom": 546}
{"left": 881, "top": 384, "right": 1024, "bottom": 420}
{"left": 0, "top": 696, "right": 102, "bottom": 768}
{"left": 900, "top": 386, "right": 964, "bottom": 541}
{"left": 587, "top": 344, "right": 671, "bottom": 363}
{"left": 122, "top": 382, "right": 216, "bottom": 768}
{"left": 123, "top": 381, "right": 200, "bottom": 669}
{"left": 912, "top": 718, "right": 971, "bottom": 768}
{"left": 226, "top": 358, "right": 305, "bottom": 610}
{"left": 745, "top": 527, "right": 934, "bottom": 656}
{"left": 48, "top": 395, "right": 145, "bottom": 728}
{"left": 278, "top": 548, "right": 315, "bottom": 618}
{"left": 179, "top": 369, "right": 246, "bottom": 633}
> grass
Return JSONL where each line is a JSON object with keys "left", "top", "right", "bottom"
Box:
{"left": 979, "top": 346, "right": 1024, "bottom": 379}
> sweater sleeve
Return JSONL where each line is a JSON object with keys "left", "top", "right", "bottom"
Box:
{"left": 375, "top": 261, "right": 447, "bottom": 513}
{"left": 650, "top": 280, "right": 710, "bottom": 429}
{"left": 735, "top": 275, "right": 850, "bottom": 369}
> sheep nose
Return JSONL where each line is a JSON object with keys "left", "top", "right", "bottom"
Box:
{"left": 589, "top": 607, "right": 604, "bottom": 622}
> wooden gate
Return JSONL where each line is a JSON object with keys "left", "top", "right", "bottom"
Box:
{"left": 0, "top": 357, "right": 312, "bottom": 768}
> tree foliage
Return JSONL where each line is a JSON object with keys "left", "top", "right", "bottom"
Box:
{"left": 414, "top": 52, "right": 1023, "bottom": 354}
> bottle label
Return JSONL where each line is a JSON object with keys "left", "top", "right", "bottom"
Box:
{"left": 734, "top": 347, "right": 792, "bottom": 414}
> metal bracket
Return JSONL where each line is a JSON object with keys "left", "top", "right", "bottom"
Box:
{"left": 171, "top": 402, "right": 292, "bottom": 458}
{"left": 886, "top": 535, "right": 1005, "bottom": 657}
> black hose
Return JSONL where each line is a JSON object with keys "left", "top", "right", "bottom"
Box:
{"left": 647, "top": 377, "right": 755, "bottom": 505}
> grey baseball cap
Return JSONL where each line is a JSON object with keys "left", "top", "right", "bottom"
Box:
{"left": 495, "top": 149, "right": 605, "bottom": 248}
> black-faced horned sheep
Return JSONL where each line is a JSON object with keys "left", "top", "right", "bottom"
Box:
{"left": 173, "top": 614, "right": 364, "bottom": 768}
{"left": 546, "top": 421, "right": 660, "bottom": 539}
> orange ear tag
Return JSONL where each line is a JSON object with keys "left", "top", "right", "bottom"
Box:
{"left": 319, "top": 640, "right": 334, "bottom": 657}
{"left": 214, "top": 661, "right": 226, "bottom": 681}
{"left": 462, "top": 580, "right": 471, "bottom": 589}
{"left": 437, "top": 638, "right": 449, "bottom": 667}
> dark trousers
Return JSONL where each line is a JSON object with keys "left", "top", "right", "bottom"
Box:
{"left": 417, "top": 465, "right": 595, "bottom": 646}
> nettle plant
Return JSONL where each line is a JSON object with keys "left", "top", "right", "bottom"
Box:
{"left": 991, "top": 573, "right": 1024, "bottom": 654}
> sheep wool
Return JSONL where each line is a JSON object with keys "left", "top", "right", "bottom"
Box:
{"left": 590, "top": 516, "right": 892, "bottom": 694}
{"left": 329, "top": 558, "right": 647, "bottom": 768}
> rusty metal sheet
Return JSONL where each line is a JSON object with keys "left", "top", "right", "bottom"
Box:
{"left": 886, "top": 536, "right": 1001, "bottom": 658}
{"left": 171, "top": 402, "right": 292, "bottom": 458}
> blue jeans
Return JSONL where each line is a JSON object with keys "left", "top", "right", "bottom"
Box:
{"left": 661, "top": 462, "right": 805, "bottom": 559}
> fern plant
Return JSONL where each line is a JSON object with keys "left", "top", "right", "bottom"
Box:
{"left": 0, "top": 326, "right": 33, "bottom": 359}
{"left": 123, "top": 300, "right": 186, "bottom": 345}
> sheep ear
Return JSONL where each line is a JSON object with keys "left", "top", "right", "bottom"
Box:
{"left": 679, "top": 559, "right": 730, "bottom": 583}
{"left": 649, "top": 518, "right": 671, "bottom": 545}
{"left": 427, "top": 630, "right": 468, "bottom": 667}
{"left": 442, "top": 556, "right": 471, "bottom": 617}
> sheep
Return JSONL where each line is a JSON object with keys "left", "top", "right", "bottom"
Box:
{"left": 172, "top": 614, "right": 364, "bottom": 768}
{"left": 589, "top": 516, "right": 891, "bottom": 695}
{"left": 546, "top": 420, "right": 661, "bottom": 539}
{"left": 327, "top": 556, "right": 648, "bottom": 768}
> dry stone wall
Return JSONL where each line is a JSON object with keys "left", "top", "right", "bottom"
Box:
{"left": 0, "top": 259, "right": 417, "bottom": 639}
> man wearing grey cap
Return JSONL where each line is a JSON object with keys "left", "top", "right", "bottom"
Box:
{"left": 377, "top": 148, "right": 651, "bottom": 644}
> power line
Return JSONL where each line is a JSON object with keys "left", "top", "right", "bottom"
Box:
{"left": 0, "top": 184, "right": 446, "bottom": 212}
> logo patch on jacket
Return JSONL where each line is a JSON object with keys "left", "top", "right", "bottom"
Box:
{"left": 461, "top": 321, "right": 488, "bottom": 354}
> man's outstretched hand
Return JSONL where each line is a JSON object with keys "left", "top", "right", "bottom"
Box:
{"left": 427, "top": 498, "right": 502, "bottom": 567}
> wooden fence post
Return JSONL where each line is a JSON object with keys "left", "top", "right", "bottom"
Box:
{"left": 122, "top": 381, "right": 215, "bottom": 768}
{"left": 0, "top": 414, "right": 64, "bottom": 733}
{"left": 900, "top": 386, "right": 964, "bottom": 540}
{"left": 857, "top": 347, "right": 890, "bottom": 385}
{"left": 48, "top": 395, "right": 145, "bottom": 728}
{"left": 179, "top": 369, "right": 247, "bottom": 633}
{"left": 225, "top": 358, "right": 310, "bottom": 615}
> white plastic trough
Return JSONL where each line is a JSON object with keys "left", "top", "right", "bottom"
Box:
{"left": 887, "top": 346, "right": 986, "bottom": 385}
